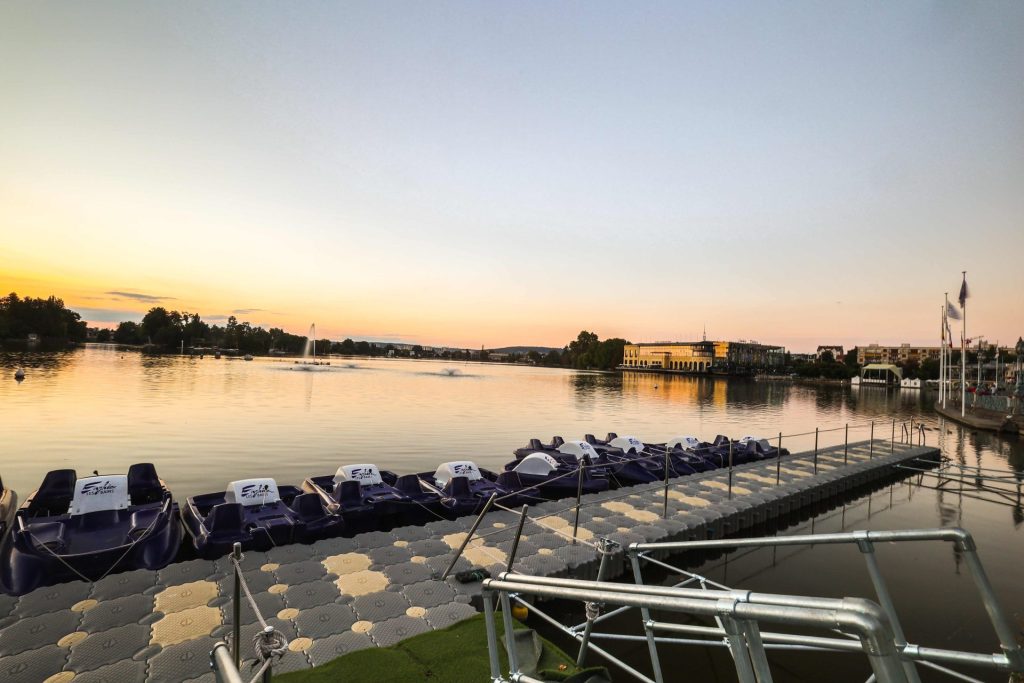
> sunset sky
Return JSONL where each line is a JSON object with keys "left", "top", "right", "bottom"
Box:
{"left": 2, "top": 2, "right": 1022, "bottom": 352}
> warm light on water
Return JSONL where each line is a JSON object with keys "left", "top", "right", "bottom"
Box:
{"left": 0, "top": 345, "right": 957, "bottom": 497}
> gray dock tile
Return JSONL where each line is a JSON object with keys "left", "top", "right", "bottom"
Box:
{"left": 293, "top": 603, "right": 358, "bottom": 639}
{"left": 366, "top": 544, "right": 413, "bottom": 566}
{"left": 12, "top": 581, "right": 91, "bottom": 618}
{"left": 390, "top": 525, "right": 433, "bottom": 543}
{"left": 306, "top": 631, "right": 374, "bottom": 666}
{"left": 67, "top": 623, "right": 152, "bottom": 674}
{"left": 406, "top": 538, "right": 450, "bottom": 558}
{"left": 80, "top": 593, "right": 155, "bottom": 633}
{"left": 369, "top": 615, "right": 430, "bottom": 647}
{"left": 423, "top": 602, "right": 478, "bottom": 630}
{"left": 352, "top": 591, "right": 409, "bottom": 622}
{"left": 0, "top": 594, "right": 16, "bottom": 621}
{"left": 352, "top": 531, "right": 395, "bottom": 549}
{"left": 311, "top": 537, "right": 359, "bottom": 556}
{"left": 524, "top": 532, "right": 565, "bottom": 550}
{"left": 0, "top": 644, "right": 66, "bottom": 682}
{"left": 217, "top": 568, "right": 277, "bottom": 597}
{"left": 70, "top": 659, "right": 147, "bottom": 683}
{"left": 284, "top": 580, "right": 341, "bottom": 610}
{"left": 424, "top": 554, "right": 471, "bottom": 577}
{"left": 233, "top": 550, "right": 269, "bottom": 572}
{"left": 400, "top": 580, "right": 456, "bottom": 609}
{"left": 267, "top": 544, "right": 317, "bottom": 565}
{"left": 220, "top": 591, "right": 285, "bottom": 626}
{"left": 383, "top": 561, "right": 434, "bottom": 586}
{"left": 91, "top": 569, "right": 159, "bottom": 602}
{"left": 0, "top": 609, "right": 81, "bottom": 656}
{"left": 146, "top": 636, "right": 221, "bottom": 683}
{"left": 273, "top": 559, "right": 327, "bottom": 585}
{"left": 157, "top": 559, "right": 219, "bottom": 586}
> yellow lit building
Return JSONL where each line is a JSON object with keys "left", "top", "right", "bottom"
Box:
{"left": 622, "top": 341, "right": 785, "bottom": 374}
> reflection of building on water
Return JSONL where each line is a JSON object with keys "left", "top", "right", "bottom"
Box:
{"left": 620, "top": 370, "right": 725, "bottom": 407}
{"left": 621, "top": 340, "right": 785, "bottom": 375}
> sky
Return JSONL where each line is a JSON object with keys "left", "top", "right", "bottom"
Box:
{"left": 1, "top": 1, "right": 1022, "bottom": 352}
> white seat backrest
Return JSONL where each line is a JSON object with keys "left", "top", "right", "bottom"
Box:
{"left": 334, "top": 464, "right": 383, "bottom": 487}
{"left": 70, "top": 475, "right": 130, "bottom": 516}
{"left": 609, "top": 435, "right": 645, "bottom": 453}
{"left": 557, "top": 440, "right": 598, "bottom": 462}
{"left": 667, "top": 436, "right": 702, "bottom": 451}
{"left": 514, "top": 453, "right": 559, "bottom": 476}
{"left": 433, "top": 461, "right": 482, "bottom": 487}
{"left": 226, "top": 479, "right": 281, "bottom": 507}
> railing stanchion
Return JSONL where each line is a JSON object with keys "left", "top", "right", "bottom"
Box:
{"left": 577, "top": 538, "right": 615, "bottom": 667}
{"left": 261, "top": 626, "right": 274, "bottom": 683}
{"left": 813, "top": 427, "right": 819, "bottom": 475}
{"left": 572, "top": 464, "right": 584, "bottom": 543}
{"left": 776, "top": 432, "right": 782, "bottom": 485}
{"left": 844, "top": 423, "right": 849, "bottom": 465}
{"left": 909, "top": 418, "right": 914, "bottom": 448}
{"left": 892, "top": 418, "right": 896, "bottom": 451}
{"left": 728, "top": 441, "right": 734, "bottom": 500}
{"left": 506, "top": 505, "right": 529, "bottom": 573}
{"left": 441, "top": 492, "right": 497, "bottom": 580}
{"left": 662, "top": 448, "right": 670, "bottom": 519}
{"left": 870, "top": 421, "right": 874, "bottom": 459}
{"left": 232, "top": 542, "right": 242, "bottom": 669}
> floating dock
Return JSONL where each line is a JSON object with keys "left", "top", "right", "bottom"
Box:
{"left": 0, "top": 440, "right": 938, "bottom": 683}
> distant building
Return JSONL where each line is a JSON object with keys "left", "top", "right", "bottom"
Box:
{"left": 855, "top": 344, "right": 940, "bottom": 366}
{"left": 622, "top": 340, "right": 784, "bottom": 374}
{"left": 816, "top": 345, "right": 844, "bottom": 361}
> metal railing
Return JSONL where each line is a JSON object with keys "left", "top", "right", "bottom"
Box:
{"left": 481, "top": 527, "right": 1022, "bottom": 683}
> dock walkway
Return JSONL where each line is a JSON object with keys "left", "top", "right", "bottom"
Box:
{"left": 0, "top": 440, "right": 938, "bottom": 683}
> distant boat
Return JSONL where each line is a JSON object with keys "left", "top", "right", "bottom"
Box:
{"left": 243, "top": 354, "right": 253, "bottom": 361}
{"left": 13, "top": 368, "right": 25, "bottom": 381}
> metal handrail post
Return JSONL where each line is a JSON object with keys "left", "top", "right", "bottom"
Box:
{"left": 892, "top": 419, "right": 896, "bottom": 450}
{"left": 870, "top": 421, "right": 875, "bottom": 459}
{"left": 572, "top": 465, "right": 584, "bottom": 543}
{"left": 441, "top": 492, "right": 497, "bottom": 580}
{"left": 662, "top": 449, "right": 670, "bottom": 519}
{"left": 261, "top": 626, "right": 274, "bottom": 683}
{"left": 776, "top": 433, "right": 782, "bottom": 484}
{"left": 499, "top": 591, "right": 520, "bottom": 676}
{"left": 857, "top": 539, "right": 922, "bottom": 683}
{"left": 506, "top": 505, "right": 529, "bottom": 573}
{"left": 482, "top": 591, "right": 502, "bottom": 682}
{"left": 844, "top": 424, "right": 849, "bottom": 465}
{"left": 737, "top": 618, "right": 775, "bottom": 683}
{"left": 577, "top": 538, "right": 615, "bottom": 667}
{"left": 909, "top": 418, "right": 914, "bottom": 447}
{"left": 813, "top": 428, "right": 819, "bottom": 475}
{"left": 728, "top": 441, "right": 734, "bottom": 500}
{"left": 212, "top": 641, "right": 245, "bottom": 683}
{"left": 628, "top": 551, "right": 664, "bottom": 683}
{"left": 232, "top": 542, "right": 242, "bottom": 669}
{"left": 720, "top": 614, "right": 759, "bottom": 683}
{"left": 957, "top": 539, "right": 1024, "bottom": 669}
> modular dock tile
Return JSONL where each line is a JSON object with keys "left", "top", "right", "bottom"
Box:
{"left": 306, "top": 631, "right": 375, "bottom": 665}
{"left": 0, "top": 644, "right": 67, "bottom": 682}
{"left": 80, "top": 594, "right": 156, "bottom": 634}
{"left": 284, "top": 580, "right": 342, "bottom": 610}
{"left": 67, "top": 623, "right": 152, "bottom": 674}
{"left": 0, "top": 609, "right": 80, "bottom": 656}
{"left": 401, "top": 579, "right": 457, "bottom": 609}
{"left": 156, "top": 560, "right": 220, "bottom": 587}
{"left": 293, "top": 603, "right": 359, "bottom": 640}
{"left": 146, "top": 636, "right": 221, "bottom": 683}
{"left": 423, "top": 601, "right": 480, "bottom": 630}
{"left": 266, "top": 544, "right": 318, "bottom": 565}
{"left": 352, "top": 590, "right": 410, "bottom": 622}
{"left": 89, "top": 570, "right": 160, "bottom": 602}
{"left": 273, "top": 559, "right": 328, "bottom": 585}
{"left": 366, "top": 544, "right": 414, "bottom": 567}
{"left": 368, "top": 615, "right": 431, "bottom": 647}
{"left": 12, "top": 582, "right": 91, "bottom": 618}
{"left": 70, "top": 659, "right": 148, "bottom": 683}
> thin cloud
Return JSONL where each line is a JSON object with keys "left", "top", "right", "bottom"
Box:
{"left": 232, "top": 308, "right": 266, "bottom": 315}
{"left": 105, "top": 291, "right": 175, "bottom": 303}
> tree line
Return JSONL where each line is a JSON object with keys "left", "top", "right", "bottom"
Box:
{"left": 0, "top": 293, "right": 87, "bottom": 344}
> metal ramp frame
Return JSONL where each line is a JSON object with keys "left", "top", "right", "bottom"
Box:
{"left": 481, "top": 527, "right": 1023, "bottom": 683}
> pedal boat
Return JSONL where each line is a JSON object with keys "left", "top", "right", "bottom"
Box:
{"left": 1, "top": 464, "right": 180, "bottom": 596}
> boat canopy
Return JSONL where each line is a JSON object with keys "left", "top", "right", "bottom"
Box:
{"left": 433, "top": 461, "right": 482, "bottom": 486}
{"left": 69, "top": 474, "right": 130, "bottom": 516}
{"left": 225, "top": 478, "right": 281, "bottom": 507}
{"left": 557, "top": 440, "right": 599, "bottom": 462}
{"left": 514, "top": 453, "right": 560, "bottom": 476}
{"left": 334, "top": 464, "right": 383, "bottom": 487}
{"left": 667, "top": 435, "right": 702, "bottom": 451}
{"left": 609, "top": 435, "right": 645, "bottom": 453}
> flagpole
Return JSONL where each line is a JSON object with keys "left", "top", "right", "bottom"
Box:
{"left": 940, "top": 300, "right": 946, "bottom": 406}
{"left": 961, "top": 271, "right": 967, "bottom": 418}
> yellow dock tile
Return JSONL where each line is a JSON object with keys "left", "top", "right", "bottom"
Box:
{"left": 153, "top": 580, "right": 219, "bottom": 614}
{"left": 667, "top": 491, "right": 709, "bottom": 507}
{"left": 701, "top": 480, "right": 752, "bottom": 495}
{"left": 150, "top": 605, "right": 221, "bottom": 647}
{"left": 335, "top": 570, "right": 389, "bottom": 596}
{"left": 322, "top": 553, "right": 372, "bottom": 576}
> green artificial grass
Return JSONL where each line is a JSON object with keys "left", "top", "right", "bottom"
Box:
{"left": 276, "top": 612, "right": 594, "bottom": 683}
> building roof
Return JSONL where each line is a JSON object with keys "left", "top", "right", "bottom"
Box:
{"left": 862, "top": 363, "right": 900, "bottom": 371}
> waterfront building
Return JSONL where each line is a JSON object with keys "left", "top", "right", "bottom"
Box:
{"left": 622, "top": 340, "right": 784, "bottom": 374}
{"left": 855, "top": 343, "right": 941, "bottom": 366}
{"left": 816, "top": 345, "right": 844, "bottom": 360}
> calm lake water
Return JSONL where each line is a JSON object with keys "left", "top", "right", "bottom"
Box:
{"left": 2, "top": 345, "right": 1022, "bottom": 681}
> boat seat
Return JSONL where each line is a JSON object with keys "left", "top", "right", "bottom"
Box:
{"left": 605, "top": 432, "right": 618, "bottom": 441}
{"left": 394, "top": 474, "right": 423, "bottom": 496}
{"left": 584, "top": 434, "right": 598, "bottom": 444}
{"left": 528, "top": 439, "right": 544, "bottom": 450}
{"left": 551, "top": 436, "right": 565, "bottom": 447}
{"left": 25, "top": 521, "right": 67, "bottom": 553}
{"left": 128, "top": 463, "right": 163, "bottom": 505}
{"left": 496, "top": 471, "right": 523, "bottom": 491}
{"left": 444, "top": 476, "right": 472, "bottom": 498}
{"left": 291, "top": 493, "right": 325, "bottom": 521}
{"left": 335, "top": 480, "right": 364, "bottom": 507}
{"left": 29, "top": 469, "right": 77, "bottom": 517}
{"left": 128, "top": 507, "right": 161, "bottom": 539}
{"left": 207, "top": 502, "right": 245, "bottom": 538}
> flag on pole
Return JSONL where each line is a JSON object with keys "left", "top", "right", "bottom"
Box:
{"left": 958, "top": 273, "right": 969, "bottom": 309}
{"left": 946, "top": 301, "right": 961, "bottom": 321}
